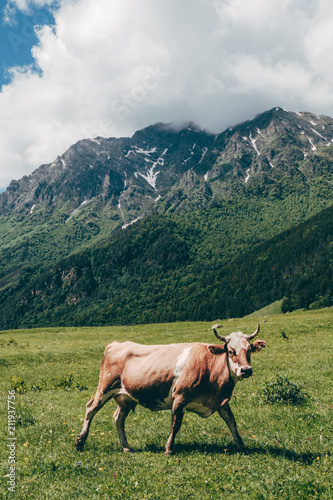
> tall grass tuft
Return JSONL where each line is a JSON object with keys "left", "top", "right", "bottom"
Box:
{"left": 262, "top": 375, "right": 309, "bottom": 404}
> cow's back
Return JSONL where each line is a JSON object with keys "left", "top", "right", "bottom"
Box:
{"left": 101, "top": 341, "right": 194, "bottom": 410}
{"left": 102, "top": 341, "right": 191, "bottom": 378}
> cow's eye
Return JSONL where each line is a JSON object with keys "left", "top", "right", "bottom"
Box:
{"left": 228, "top": 350, "right": 235, "bottom": 356}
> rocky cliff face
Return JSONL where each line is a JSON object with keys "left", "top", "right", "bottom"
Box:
{"left": 195, "top": 107, "right": 333, "bottom": 194}
{"left": 0, "top": 123, "right": 214, "bottom": 224}
{"left": 1, "top": 107, "right": 333, "bottom": 226}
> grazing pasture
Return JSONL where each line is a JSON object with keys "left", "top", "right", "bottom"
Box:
{"left": 0, "top": 309, "right": 332, "bottom": 499}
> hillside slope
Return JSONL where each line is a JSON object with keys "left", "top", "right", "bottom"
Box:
{"left": 1, "top": 201, "right": 332, "bottom": 329}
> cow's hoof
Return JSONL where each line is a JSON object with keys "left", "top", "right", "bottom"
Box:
{"left": 164, "top": 449, "right": 174, "bottom": 456}
{"left": 75, "top": 436, "right": 85, "bottom": 451}
{"left": 123, "top": 447, "right": 134, "bottom": 453}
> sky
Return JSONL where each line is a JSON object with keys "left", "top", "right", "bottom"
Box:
{"left": 1, "top": 0, "right": 333, "bottom": 190}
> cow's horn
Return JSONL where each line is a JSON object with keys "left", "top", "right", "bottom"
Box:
{"left": 246, "top": 324, "right": 260, "bottom": 341}
{"left": 211, "top": 324, "right": 226, "bottom": 343}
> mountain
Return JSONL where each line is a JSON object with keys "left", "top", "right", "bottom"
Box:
{"left": 0, "top": 107, "right": 333, "bottom": 328}
{"left": 2, "top": 107, "right": 333, "bottom": 220}
{"left": 0, "top": 123, "right": 214, "bottom": 221}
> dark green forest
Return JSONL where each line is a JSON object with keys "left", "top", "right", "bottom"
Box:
{"left": 1, "top": 198, "right": 332, "bottom": 329}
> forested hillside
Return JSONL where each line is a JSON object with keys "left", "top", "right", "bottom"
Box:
{"left": 1, "top": 199, "right": 332, "bottom": 329}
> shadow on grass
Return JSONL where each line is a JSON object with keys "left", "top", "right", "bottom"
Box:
{"left": 104, "top": 441, "right": 329, "bottom": 464}
{"left": 180, "top": 444, "right": 330, "bottom": 464}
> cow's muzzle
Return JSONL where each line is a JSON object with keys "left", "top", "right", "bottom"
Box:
{"left": 240, "top": 366, "right": 253, "bottom": 378}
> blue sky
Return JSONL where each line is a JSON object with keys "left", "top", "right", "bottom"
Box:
{"left": 1, "top": 0, "right": 333, "bottom": 190}
{"left": 0, "top": 3, "right": 56, "bottom": 88}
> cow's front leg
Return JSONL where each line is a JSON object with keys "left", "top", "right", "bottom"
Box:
{"left": 218, "top": 402, "right": 245, "bottom": 449}
{"left": 164, "top": 397, "right": 185, "bottom": 455}
{"left": 113, "top": 396, "right": 136, "bottom": 452}
{"left": 75, "top": 390, "right": 110, "bottom": 451}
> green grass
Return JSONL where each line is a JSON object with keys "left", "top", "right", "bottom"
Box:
{"left": 248, "top": 299, "right": 283, "bottom": 317}
{"left": 0, "top": 310, "right": 332, "bottom": 499}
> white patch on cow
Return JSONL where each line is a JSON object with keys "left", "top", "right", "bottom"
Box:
{"left": 171, "top": 346, "right": 192, "bottom": 397}
{"left": 225, "top": 332, "right": 252, "bottom": 381}
{"left": 153, "top": 347, "right": 193, "bottom": 410}
{"left": 174, "top": 346, "right": 192, "bottom": 380}
{"left": 118, "top": 383, "right": 133, "bottom": 399}
{"left": 228, "top": 358, "right": 242, "bottom": 382}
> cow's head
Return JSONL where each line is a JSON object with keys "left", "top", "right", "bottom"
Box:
{"left": 211, "top": 324, "right": 266, "bottom": 381}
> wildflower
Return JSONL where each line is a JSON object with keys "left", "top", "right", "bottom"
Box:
{"left": 23, "top": 442, "right": 29, "bottom": 447}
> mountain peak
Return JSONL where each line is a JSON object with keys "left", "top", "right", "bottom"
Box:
{"left": 1, "top": 108, "right": 333, "bottom": 221}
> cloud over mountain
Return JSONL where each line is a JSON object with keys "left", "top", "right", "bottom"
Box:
{"left": 1, "top": 0, "right": 333, "bottom": 188}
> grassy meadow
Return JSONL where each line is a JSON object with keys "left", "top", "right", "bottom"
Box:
{"left": 0, "top": 309, "right": 332, "bottom": 499}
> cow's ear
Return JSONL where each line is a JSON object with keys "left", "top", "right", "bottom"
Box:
{"left": 208, "top": 344, "right": 226, "bottom": 355}
{"left": 251, "top": 340, "right": 267, "bottom": 352}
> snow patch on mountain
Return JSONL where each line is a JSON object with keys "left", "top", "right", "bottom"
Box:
{"left": 134, "top": 146, "right": 157, "bottom": 155}
{"left": 311, "top": 128, "right": 328, "bottom": 143}
{"left": 244, "top": 168, "right": 251, "bottom": 183}
{"left": 307, "top": 136, "right": 317, "bottom": 151}
{"left": 199, "top": 147, "right": 208, "bottom": 164}
{"left": 66, "top": 198, "right": 95, "bottom": 223}
{"left": 250, "top": 133, "right": 261, "bottom": 156}
{"left": 137, "top": 148, "right": 168, "bottom": 190}
{"left": 122, "top": 215, "right": 143, "bottom": 230}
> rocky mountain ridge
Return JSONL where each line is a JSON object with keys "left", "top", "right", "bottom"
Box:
{"left": 1, "top": 107, "right": 333, "bottom": 227}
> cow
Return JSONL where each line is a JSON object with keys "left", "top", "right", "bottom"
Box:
{"left": 75, "top": 324, "right": 266, "bottom": 455}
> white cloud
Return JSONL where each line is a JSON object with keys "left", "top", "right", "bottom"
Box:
{"left": 1, "top": 0, "right": 333, "bottom": 188}
{"left": 3, "top": 0, "right": 58, "bottom": 24}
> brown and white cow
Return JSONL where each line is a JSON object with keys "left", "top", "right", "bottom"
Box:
{"left": 75, "top": 324, "right": 266, "bottom": 455}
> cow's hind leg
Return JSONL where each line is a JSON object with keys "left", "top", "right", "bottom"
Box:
{"left": 113, "top": 395, "right": 136, "bottom": 452}
{"left": 164, "top": 396, "right": 185, "bottom": 455}
{"left": 218, "top": 402, "right": 244, "bottom": 449}
{"left": 75, "top": 389, "right": 114, "bottom": 451}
